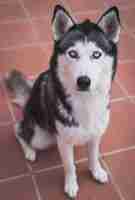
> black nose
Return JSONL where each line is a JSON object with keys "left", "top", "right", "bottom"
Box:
{"left": 77, "top": 76, "right": 91, "bottom": 91}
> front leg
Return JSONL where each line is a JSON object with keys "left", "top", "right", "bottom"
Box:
{"left": 88, "top": 135, "right": 109, "bottom": 183}
{"left": 57, "top": 136, "right": 79, "bottom": 199}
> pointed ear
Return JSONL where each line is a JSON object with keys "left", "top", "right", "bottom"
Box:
{"left": 52, "top": 5, "right": 75, "bottom": 41}
{"left": 97, "top": 7, "right": 121, "bottom": 43}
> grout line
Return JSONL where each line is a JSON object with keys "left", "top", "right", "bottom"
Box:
{"left": 62, "top": 0, "right": 110, "bottom": 25}
{"left": 0, "top": 1, "right": 133, "bottom": 25}
{"left": 118, "top": 59, "right": 135, "bottom": 64}
{"left": 102, "top": 145, "right": 135, "bottom": 157}
{"left": 18, "top": 0, "right": 51, "bottom": 59}
{"left": 69, "top": 9, "right": 102, "bottom": 18}
{"left": 0, "top": 121, "right": 14, "bottom": 127}
{"left": 0, "top": 144, "right": 135, "bottom": 184}
{"left": 26, "top": 162, "right": 33, "bottom": 172}
{"left": 17, "top": 0, "right": 31, "bottom": 18}
{"left": 0, "top": 42, "right": 47, "bottom": 51}
{"left": 0, "top": 15, "right": 51, "bottom": 25}
{"left": 31, "top": 175, "right": 42, "bottom": 200}
{"left": 35, "top": 144, "right": 135, "bottom": 175}
{"left": 24, "top": 157, "right": 42, "bottom": 200}
{"left": 18, "top": 0, "right": 39, "bottom": 41}
{"left": 13, "top": 124, "right": 42, "bottom": 200}
{"left": 0, "top": 173, "right": 29, "bottom": 184}
{"left": 111, "top": 96, "right": 127, "bottom": 103}
{"left": 35, "top": 158, "right": 88, "bottom": 175}
{"left": 111, "top": 95, "right": 135, "bottom": 103}
{"left": 35, "top": 164, "right": 63, "bottom": 174}
{"left": 115, "top": 78, "right": 135, "bottom": 104}
{"left": 115, "top": 78, "right": 129, "bottom": 97}
{"left": 102, "top": 160, "right": 126, "bottom": 200}
{"left": 104, "top": 0, "right": 135, "bottom": 10}
{"left": 0, "top": 18, "right": 30, "bottom": 25}
{"left": 0, "top": 1, "right": 18, "bottom": 5}
{"left": 122, "top": 22, "right": 135, "bottom": 40}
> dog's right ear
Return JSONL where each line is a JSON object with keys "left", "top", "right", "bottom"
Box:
{"left": 52, "top": 5, "right": 75, "bottom": 41}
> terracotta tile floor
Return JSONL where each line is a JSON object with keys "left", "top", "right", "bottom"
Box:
{"left": 0, "top": 0, "right": 135, "bottom": 199}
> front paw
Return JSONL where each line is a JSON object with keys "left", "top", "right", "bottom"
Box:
{"left": 64, "top": 175, "right": 79, "bottom": 199}
{"left": 90, "top": 163, "right": 109, "bottom": 184}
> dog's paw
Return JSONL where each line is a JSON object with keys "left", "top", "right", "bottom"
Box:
{"left": 90, "top": 164, "right": 109, "bottom": 184}
{"left": 25, "top": 148, "right": 36, "bottom": 162}
{"left": 64, "top": 176, "right": 79, "bottom": 199}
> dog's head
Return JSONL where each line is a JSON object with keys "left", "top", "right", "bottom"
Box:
{"left": 50, "top": 5, "right": 120, "bottom": 94}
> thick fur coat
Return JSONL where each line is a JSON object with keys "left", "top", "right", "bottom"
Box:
{"left": 5, "top": 5, "right": 120, "bottom": 198}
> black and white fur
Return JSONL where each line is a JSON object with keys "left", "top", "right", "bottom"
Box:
{"left": 5, "top": 5, "right": 120, "bottom": 198}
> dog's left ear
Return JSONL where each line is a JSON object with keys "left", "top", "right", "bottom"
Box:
{"left": 97, "top": 7, "right": 121, "bottom": 43}
{"left": 52, "top": 5, "right": 75, "bottom": 41}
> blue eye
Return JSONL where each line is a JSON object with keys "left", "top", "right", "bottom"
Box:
{"left": 68, "top": 50, "right": 79, "bottom": 59}
{"left": 92, "top": 51, "right": 102, "bottom": 59}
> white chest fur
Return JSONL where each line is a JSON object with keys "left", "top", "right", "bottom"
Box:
{"left": 56, "top": 91, "right": 110, "bottom": 146}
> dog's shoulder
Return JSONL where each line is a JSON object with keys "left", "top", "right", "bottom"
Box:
{"left": 30, "top": 70, "right": 50, "bottom": 93}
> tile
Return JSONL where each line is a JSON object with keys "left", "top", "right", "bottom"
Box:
{"left": 101, "top": 100, "right": 135, "bottom": 153}
{"left": 32, "top": 4, "right": 106, "bottom": 42}
{"left": 0, "top": 2, "right": 26, "bottom": 22}
{"left": 75, "top": 146, "right": 87, "bottom": 162}
{"left": 118, "top": 32, "right": 135, "bottom": 61}
{"left": 41, "top": 43, "right": 53, "bottom": 66}
{"left": 23, "top": 0, "right": 62, "bottom": 18}
{"left": 0, "top": 46, "right": 48, "bottom": 76}
{"left": 0, "top": 86, "right": 12, "bottom": 124}
{"left": 0, "top": 176, "right": 37, "bottom": 200}
{"left": 75, "top": 11, "right": 101, "bottom": 22}
{"left": 117, "top": 62, "right": 135, "bottom": 96}
{"left": 66, "top": 0, "right": 106, "bottom": 13}
{"left": 32, "top": 17, "right": 53, "bottom": 42}
{"left": 0, "top": 22, "right": 36, "bottom": 49}
{"left": 120, "top": 8, "right": 135, "bottom": 30}
{"left": 29, "top": 143, "right": 87, "bottom": 172}
{"left": 0, "top": 125, "right": 29, "bottom": 179}
{"left": 111, "top": 80, "right": 125, "bottom": 99}
{"left": 105, "top": 0, "right": 135, "bottom": 8}
{"left": 36, "top": 161, "right": 121, "bottom": 200}
{"left": 0, "top": 0, "right": 18, "bottom": 4}
{"left": 29, "top": 145, "right": 61, "bottom": 172}
{"left": 105, "top": 150, "right": 135, "bottom": 200}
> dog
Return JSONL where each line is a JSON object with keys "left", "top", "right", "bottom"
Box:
{"left": 4, "top": 5, "right": 121, "bottom": 198}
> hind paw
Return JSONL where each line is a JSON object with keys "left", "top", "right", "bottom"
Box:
{"left": 25, "top": 148, "right": 36, "bottom": 162}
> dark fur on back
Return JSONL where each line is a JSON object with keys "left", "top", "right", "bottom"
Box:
{"left": 19, "top": 69, "right": 78, "bottom": 144}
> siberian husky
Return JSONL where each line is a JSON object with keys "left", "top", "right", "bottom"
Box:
{"left": 4, "top": 5, "right": 120, "bottom": 198}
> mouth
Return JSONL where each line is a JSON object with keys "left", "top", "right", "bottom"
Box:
{"left": 77, "top": 87, "right": 90, "bottom": 92}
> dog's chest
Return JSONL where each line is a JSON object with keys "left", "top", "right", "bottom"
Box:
{"left": 56, "top": 93, "right": 110, "bottom": 145}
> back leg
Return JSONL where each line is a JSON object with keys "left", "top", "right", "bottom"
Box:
{"left": 15, "top": 123, "right": 36, "bottom": 162}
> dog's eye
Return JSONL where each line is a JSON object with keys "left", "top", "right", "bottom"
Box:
{"left": 92, "top": 51, "right": 102, "bottom": 59}
{"left": 68, "top": 50, "right": 79, "bottom": 59}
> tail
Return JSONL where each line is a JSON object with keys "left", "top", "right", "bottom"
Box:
{"left": 4, "top": 69, "right": 34, "bottom": 107}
